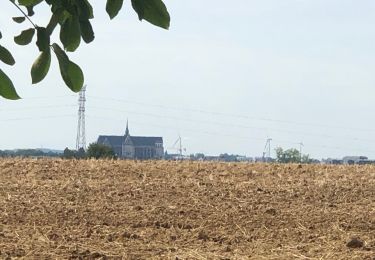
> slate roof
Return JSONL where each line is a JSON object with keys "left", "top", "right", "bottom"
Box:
{"left": 97, "top": 136, "right": 123, "bottom": 147}
{"left": 97, "top": 135, "right": 162, "bottom": 147}
{"left": 131, "top": 136, "right": 163, "bottom": 146}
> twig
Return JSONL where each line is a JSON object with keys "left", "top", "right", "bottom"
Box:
{"left": 9, "top": 0, "right": 37, "bottom": 28}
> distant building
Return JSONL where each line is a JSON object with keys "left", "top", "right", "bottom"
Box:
{"left": 323, "top": 156, "right": 375, "bottom": 165}
{"left": 342, "top": 156, "right": 368, "bottom": 165}
{"left": 236, "top": 156, "right": 254, "bottom": 162}
{"left": 323, "top": 158, "right": 343, "bottom": 165}
{"left": 255, "top": 157, "right": 275, "bottom": 163}
{"left": 97, "top": 121, "right": 164, "bottom": 160}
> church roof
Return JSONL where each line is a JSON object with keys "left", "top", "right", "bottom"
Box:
{"left": 97, "top": 135, "right": 123, "bottom": 147}
{"left": 97, "top": 121, "right": 162, "bottom": 148}
{"left": 131, "top": 136, "right": 163, "bottom": 146}
{"left": 97, "top": 135, "right": 162, "bottom": 147}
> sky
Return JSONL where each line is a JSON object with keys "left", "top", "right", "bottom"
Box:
{"left": 1, "top": 0, "right": 375, "bottom": 159}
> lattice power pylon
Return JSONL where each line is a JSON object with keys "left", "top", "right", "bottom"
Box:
{"left": 76, "top": 85, "right": 86, "bottom": 150}
{"left": 262, "top": 138, "right": 272, "bottom": 161}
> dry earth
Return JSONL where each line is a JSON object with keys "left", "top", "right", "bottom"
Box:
{"left": 0, "top": 159, "right": 374, "bottom": 259}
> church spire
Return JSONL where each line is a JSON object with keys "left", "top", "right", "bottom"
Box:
{"left": 125, "top": 119, "right": 129, "bottom": 136}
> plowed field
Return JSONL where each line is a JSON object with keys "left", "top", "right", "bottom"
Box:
{"left": 0, "top": 159, "right": 374, "bottom": 259}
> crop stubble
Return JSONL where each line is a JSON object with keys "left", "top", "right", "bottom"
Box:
{"left": 0, "top": 159, "right": 374, "bottom": 259}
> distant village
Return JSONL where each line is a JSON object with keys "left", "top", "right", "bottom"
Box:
{"left": 1, "top": 122, "right": 374, "bottom": 165}
{"left": 169, "top": 154, "right": 375, "bottom": 165}
{"left": 1, "top": 148, "right": 374, "bottom": 165}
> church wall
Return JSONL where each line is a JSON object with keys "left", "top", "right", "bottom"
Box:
{"left": 111, "top": 145, "right": 122, "bottom": 158}
{"left": 123, "top": 144, "right": 135, "bottom": 158}
{"left": 133, "top": 146, "right": 161, "bottom": 160}
{"left": 155, "top": 147, "right": 164, "bottom": 159}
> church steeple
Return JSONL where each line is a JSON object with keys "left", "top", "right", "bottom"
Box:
{"left": 125, "top": 119, "right": 129, "bottom": 136}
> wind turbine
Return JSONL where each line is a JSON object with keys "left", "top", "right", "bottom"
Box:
{"left": 299, "top": 142, "right": 304, "bottom": 163}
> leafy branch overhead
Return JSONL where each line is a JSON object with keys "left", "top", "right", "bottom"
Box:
{"left": 0, "top": 0, "right": 170, "bottom": 100}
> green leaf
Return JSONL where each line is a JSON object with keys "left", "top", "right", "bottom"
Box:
{"left": 12, "top": 17, "right": 26, "bottom": 23}
{"left": 31, "top": 50, "right": 51, "bottom": 84}
{"left": 106, "top": 0, "right": 124, "bottom": 19}
{"left": 77, "top": 0, "right": 94, "bottom": 20}
{"left": 27, "top": 6, "right": 35, "bottom": 16}
{"left": 52, "top": 43, "right": 84, "bottom": 92}
{"left": 14, "top": 28, "right": 35, "bottom": 45}
{"left": 80, "top": 20, "right": 94, "bottom": 43}
{"left": 52, "top": 43, "right": 69, "bottom": 63}
{"left": 65, "top": 61, "right": 84, "bottom": 92}
{"left": 0, "top": 69, "right": 20, "bottom": 100}
{"left": 0, "top": 45, "right": 15, "bottom": 66}
{"left": 46, "top": 9, "right": 62, "bottom": 35}
{"left": 0, "top": 31, "right": 2, "bottom": 39}
{"left": 18, "top": 0, "right": 42, "bottom": 7}
{"left": 131, "top": 0, "right": 170, "bottom": 29}
{"left": 58, "top": 10, "right": 70, "bottom": 25}
{"left": 36, "top": 27, "right": 50, "bottom": 51}
{"left": 60, "top": 15, "right": 81, "bottom": 52}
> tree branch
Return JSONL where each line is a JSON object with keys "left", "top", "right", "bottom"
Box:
{"left": 9, "top": 0, "right": 37, "bottom": 29}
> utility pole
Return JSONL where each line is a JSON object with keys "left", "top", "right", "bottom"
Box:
{"left": 76, "top": 85, "right": 86, "bottom": 150}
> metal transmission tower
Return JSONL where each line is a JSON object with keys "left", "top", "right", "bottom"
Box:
{"left": 171, "top": 135, "right": 186, "bottom": 159}
{"left": 172, "top": 136, "right": 183, "bottom": 157}
{"left": 262, "top": 138, "right": 272, "bottom": 162}
{"left": 76, "top": 85, "right": 87, "bottom": 150}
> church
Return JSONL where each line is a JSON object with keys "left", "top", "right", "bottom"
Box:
{"left": 97, "top": 121, "right": 164, "bottom": 159}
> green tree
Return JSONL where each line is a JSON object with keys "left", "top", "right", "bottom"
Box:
{"left": 0, "top": 0, "right": 170, "bottom": 100}
{"left": 275, "top": 147, "right": 308, "bottom": 164}
{"left": 63, "top": 147, "right": 75, "bottom": 159}
{"left": 86, "top": 143, "right": 116, "bottom": 159}
{"left": 62, "top": 147, "right": 87, "bottom": 159}
{"left": 75, "top": 147, "right": 86, "bottom": 159}
{"left": 301, "top": 154, "right": 312, "bottom": 164}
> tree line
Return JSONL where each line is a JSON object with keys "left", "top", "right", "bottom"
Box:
{"left": 63, "top": 143, "right": 115, "bottom": 159}
{"left": 0, "top": 143, "right": 116, "bottom": 159}
{"left": 0, "top": 149, "right": 58, "bottom": 157}
{"left": 0, "top": 144, "right": 319, "bottom": 163}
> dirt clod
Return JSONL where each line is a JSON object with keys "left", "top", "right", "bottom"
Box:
{"left": 265, "top": 208, "right": 277, "bottom": 215}
{"left": 347, "top": 237, "right": 364, "bottom": 248}
{"left": 198, "top": 231, "right": 209, "bottom": 241}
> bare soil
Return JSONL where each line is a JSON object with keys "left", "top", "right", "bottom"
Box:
{"left": 0, "top": 159, "right": 374, "bottom": 259}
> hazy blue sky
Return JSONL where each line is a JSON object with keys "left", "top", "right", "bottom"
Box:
{"left": 1, "top": 1, "right": 375, "bottom": 159}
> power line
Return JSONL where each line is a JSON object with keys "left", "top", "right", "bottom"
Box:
{"left": 85, "top": 105, "right": 375, "bottom": 144}
{"left": 0, "top": 114, "right": 75, "bottom": 122}
{"left": 2, "top": 100, "right": 375, "bottom": 150}
{"left": 86, "top": 114, "right": 375, "bottom": 155}
{"left": 87, "top": 95, "right": 375, "bottom": 133}
{"left": 4, "top": 100, "right": 373, "bottom": 144}
{"left": 3, "top": 96, "right": 375, "bottom": 143}
{"left": 0, "top": 104, "right": 76, "bottom": 112}
{"left": 17, "top": 95, "right": 76, "bottom": 100}
{"left": 2, "top": 95, "right": 375, "bottom": 156}
{"left": 86, "top": 114, "right": 271, "bottom": 142}
{"left": 2, "top": 95, "right": 375, "bottom": 132}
